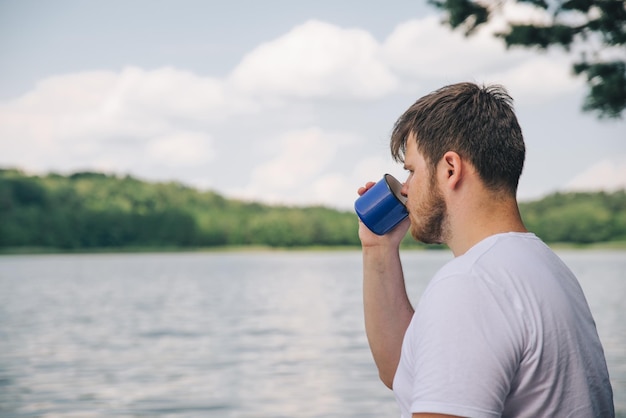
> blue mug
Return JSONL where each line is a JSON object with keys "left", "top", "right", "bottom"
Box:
{"left": 355, "top": 174, "right": 408, "bottom": 235}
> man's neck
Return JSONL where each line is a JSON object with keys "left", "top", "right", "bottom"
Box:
{"left": 446, "top": 191, "right": 527, "bottom": 256}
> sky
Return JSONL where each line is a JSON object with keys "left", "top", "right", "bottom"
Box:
{"left": 1, "top": 0, "right": 624, "bottom": 210}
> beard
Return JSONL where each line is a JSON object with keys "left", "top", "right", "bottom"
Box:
{"left": 409, "top": 176, "right": 448, "bottom": 245}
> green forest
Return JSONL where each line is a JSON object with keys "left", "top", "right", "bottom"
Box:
{"left": 1, "top": 168, "right": 625, "bottom": 252}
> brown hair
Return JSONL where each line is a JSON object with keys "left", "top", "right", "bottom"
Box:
{"left": 390, "top": 82, "right": 525, "bottom": 194}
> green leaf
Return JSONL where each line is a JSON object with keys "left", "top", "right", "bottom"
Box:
{"left": 560, "top": 0, "right": 594, "bottom": 13}
{"left": 575, "top": 61, "right": 626, "bottom": 118}
{"left": 429, "top": 0, "right": 489, "bottom": 34}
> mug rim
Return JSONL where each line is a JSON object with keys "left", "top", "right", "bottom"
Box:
{"left": 384, "top": 174, "right": 407, "bottom": 206}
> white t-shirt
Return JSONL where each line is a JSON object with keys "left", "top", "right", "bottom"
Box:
{"left": 393, "top": 232, "right": 614, "bottom": 418}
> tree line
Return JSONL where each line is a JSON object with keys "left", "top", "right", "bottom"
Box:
{"left": 1, "top": 168, "right": 625, "bottom": 251}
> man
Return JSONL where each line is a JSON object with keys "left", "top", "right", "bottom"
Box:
{"left": 358, "top": 82, "right": 614, "bottom": 417}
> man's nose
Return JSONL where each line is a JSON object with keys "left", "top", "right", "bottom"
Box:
{"left": 400, "top": 182, "right": 408, "bottom": 197}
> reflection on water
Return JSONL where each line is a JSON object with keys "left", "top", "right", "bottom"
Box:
{"left": 0, "top": 250, "right": 623, "bottom": 417}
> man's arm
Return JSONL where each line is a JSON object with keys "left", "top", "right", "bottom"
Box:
{"left": 360, "top": 215, "right": 414, "bottom": 389}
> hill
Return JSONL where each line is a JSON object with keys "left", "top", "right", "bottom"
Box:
{"left": 0, "top": 169, "right": 359, "bottom": 250}
{"left": 1, "top": 168, "right": 625, "bottom": 251}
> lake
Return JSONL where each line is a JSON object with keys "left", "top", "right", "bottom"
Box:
{"left": 0, "top": 249, "right": 624, "bottom": 417}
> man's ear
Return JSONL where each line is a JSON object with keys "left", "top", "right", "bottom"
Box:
{"left": 441, "top": 151, "right": 463, "bottom": 189}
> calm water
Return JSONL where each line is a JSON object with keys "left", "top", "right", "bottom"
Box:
{"left": 0, "top": 250, "right": 624, "bottom": 417}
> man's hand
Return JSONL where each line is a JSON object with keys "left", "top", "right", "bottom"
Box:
{"left": 357, "top": 182, "right": 411, "bottom": 248}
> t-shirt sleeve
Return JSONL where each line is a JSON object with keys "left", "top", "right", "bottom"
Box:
{"left": 406, "top": 273, "right": 524, "bottom": 418}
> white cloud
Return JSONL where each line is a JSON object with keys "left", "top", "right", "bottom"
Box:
{"left": 0, "top": 67, "right": 229, "bottom": 176}
{"left": 256, "top": 153, "right": 407, "bottom": 209}
{"left": 233, "top": 151, "right": 407, "bottom": 210}
{"left": 229, "top": 20, "right": 398, "bottom": 100}
{"left": 234, "top": 128, "right": 356, "bottom": 203}
{"left": 383, "top": 16, "right": 508, "bottom": 79}
{"left": 488, "top": 54, "right": 581, "bottom": 104}
{"left": 146, "top": 132, "right": 214, "bottom": 166}
{"left": 353, "top": 156, "right": 404, "bottom": 181}
{"left": 330, "top": 156, "right": 407, "bottom": 209}
{"left": 382, "top": 16, "right": 580, "bottom": 103}
{"left": 565, "top": 157, "right": 626, "bottom": 192}
{"left": 0, "top": 66, "right": 250, "bottom": 143}
{"left": 310, "top": 173, "right": 354, "bottom": 207}
{"left": 102, "top": 66, "right": 256, "bottom": 122}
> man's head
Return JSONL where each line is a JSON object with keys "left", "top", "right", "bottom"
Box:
{"left": 390, "top": 82, "right": 525, "bottom": 195}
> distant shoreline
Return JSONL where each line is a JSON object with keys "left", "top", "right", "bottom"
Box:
{"left": 1, "top": 241, "right": 625, "bottom": 256}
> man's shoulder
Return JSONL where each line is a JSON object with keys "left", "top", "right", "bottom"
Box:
{"left": 427, "top": 232, "right": 552, "bottom": 297}
{"left": 446, "top": 232, "right": 547, "bottom": 271}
